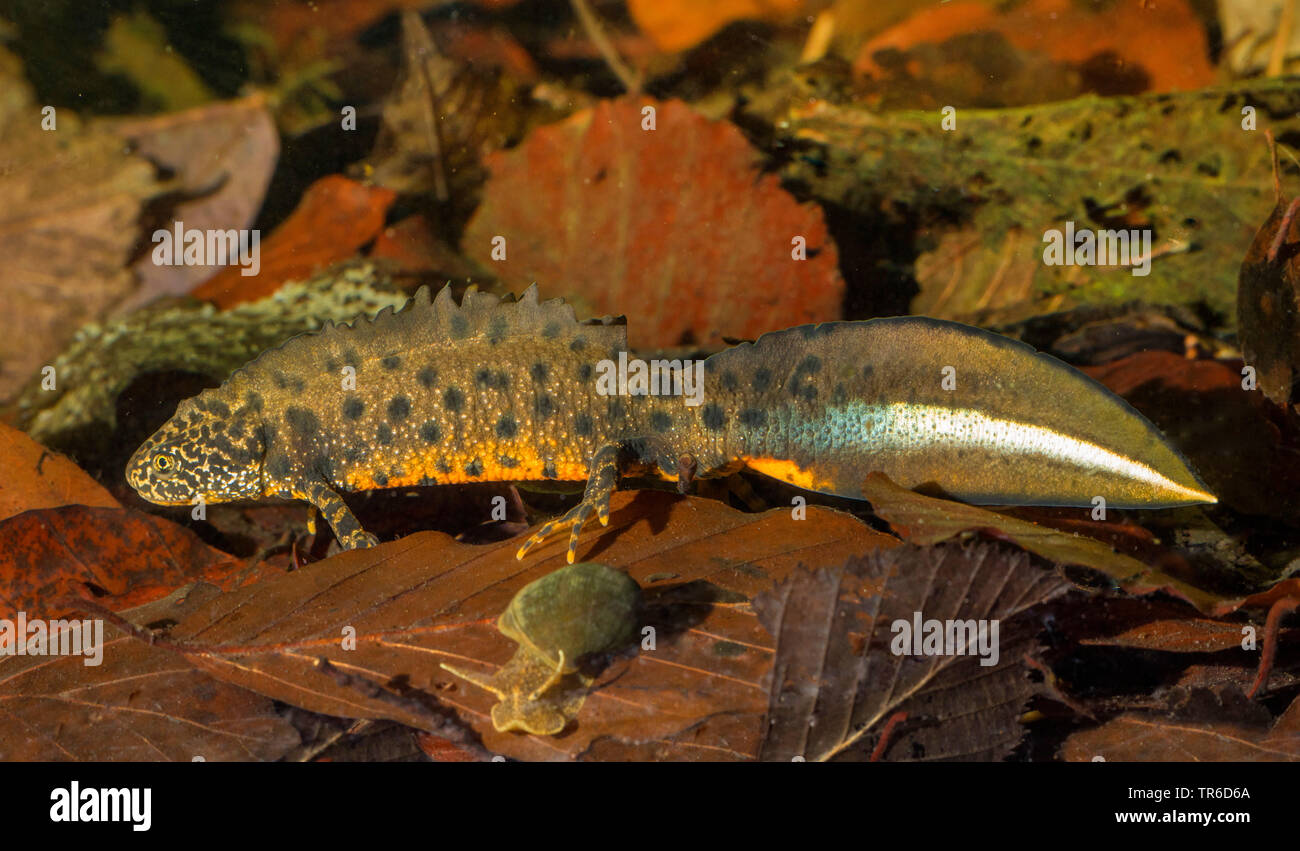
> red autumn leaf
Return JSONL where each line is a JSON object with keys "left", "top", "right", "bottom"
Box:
{"left": 463, "top": 96, "right": 845, "bottom": 349}
{"left": 0, "top": 424, "right": 118, "bottom": 523}
{"left": 0, "top": 505, "right": 261, "bottom": 620}
{"left": 191, "top": 175, "right": 397, "bottom": 308}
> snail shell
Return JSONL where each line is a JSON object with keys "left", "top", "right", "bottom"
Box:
{"left": 498, "top": 562, "right": 642, "bottom": 674}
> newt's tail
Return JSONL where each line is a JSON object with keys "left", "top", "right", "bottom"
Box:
{"left": 701, "top": 317, "right": 1215, "bottom": 509}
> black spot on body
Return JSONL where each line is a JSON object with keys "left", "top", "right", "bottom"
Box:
{"left": 420, "top": 421, "right": 442, "bottom": 443}
{"left": 374, "top": 471, "right": 389, "bottom": 487}
{"left": 436, "top": 460, "right": 452, "bottom": 474}
{"left": 543, "top": 460, "right": 558, "bottom": 479}
{"left": 464, "top": 459, "right": 483, "bottom": 477}
{"left": 721, "top": 371, "right": 738, "bottom": 392}
{"left": 797, "top": 355, "right": 822, "bottom": 375}
{"left": 388, "top": 396, "right": 411, "bottom": 421}
{"left": 488, "top": 315, "right": 508, "bottom": 343}
{"left": 498, "top": 455, "right": 518, "bottom": 468}
{"left": 739, "top": 408, "right": 767, "bottom": 428}
{"left": 578, "top": 363, "right": 593, "bottom": 381}
{"left": 496, "top": 414, "right": 518, "bottom": 439}
{"left": 285, "top": 407, "right": 319, "bottom": 436}
{"left": 381, "top": 355, "right": 401, "bottom": 370}
{"left": 343, "top": 397, "right": 365, "bottom": 420}
{"left": 535, "top": 395, "right": 555, "bottom": 419}
{"left": 542, "top": 321, "right": 561, "bottom": 338}
{"left": 753, "top": 368, "right": 773, "bottom": 392}
{"left": 650, "top": 411, "right": 672, "bottom": 432}
{"left": 377, "top": 423, "right": 393, "bottom": 445}
{"left": 702, "top": 404, "right": 726, "bottom": 430}
{"left": 530, "top": 362, "right": 548, "bottom": 382}
{"left": 244, "top": 392, "right": 263, "bottom": 412}
{"left": 443, "top": 387, "right": 464, "bottom": 412}
{"left": 417, "top": 366, "right": 438, "bottom": 388}
{"left": 569, "top": 337, "right": 587, "bottom": 352}
{"left": 575, "top": 414, "right": 594, "bottom": 436}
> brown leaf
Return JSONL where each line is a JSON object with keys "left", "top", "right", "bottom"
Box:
{"left": 0, "top": 424, "right": 118, "bottom": 523}
{"left": 1237, "top": 186, "right": 1300, "bottom": 408}
{"left": 0, "top": 78, "right": 162, "bottom": 398}
{"left": 158, "top": 491, "right": 897, "bottom": 761}
{"left": 113, "top": 93, "right": 279, "bottom": 308}
{"left": 755, "top": 541, "right": 1072, "bottom": 761}
{"left": 462, "top": 96, "right": 845, "bottom": 349}
{"left": 0, "top": 505, "right": 253, "bottom": 620}
{"left": 861, "top": 472, "right": 1225, "bottom": 613}
{"left": 191, "top": 175, "right": 397, "bottom": 308}
{"left": 0, "top": 585, "right": 300, "bottom": 761}
{"left": 1061, "top": 687, "right": 1300, "bottom": 761}
{"left": 1081, "top": 619, "right": 1255, "bottom": 653}
{"left": 363, "top": 11, "right": 526, "bottom": 203}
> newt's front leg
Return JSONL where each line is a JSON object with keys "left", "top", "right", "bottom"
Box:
{"left": 516, "top": 443, "right": 621, "bottom": 563}
{"left": 302, "top": 478, "right": 378, "bottom": 549}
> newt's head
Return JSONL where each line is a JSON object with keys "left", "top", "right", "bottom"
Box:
{"left": 126, "top": 393, "right": 266, "bottom": 506}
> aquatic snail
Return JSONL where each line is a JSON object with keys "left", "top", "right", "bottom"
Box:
{"left": 441, "top": 562, "right": 643, "bottom": 735}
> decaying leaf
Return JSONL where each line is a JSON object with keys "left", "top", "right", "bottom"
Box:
{"left": 1061, "top": 687, "right": 1300, "bottom": 761}
{"left": 1237, "top": 165, "right": 1300, "bottom": 408}
{"left": 747, "top": 76, "right": 1300, "bottom": 326}
{"left": 0, "top": 54, "right": 163, "bottom": 399}
{"left": 149, "top": 491, "right": 897, "bottom": 761}
{"left": 191, "top": 176, "right": 397, "bottom": 309}
{"left": 113, "top": 92, "right": 280, "bottom": 309}
{"left": 0, "top": 585, "right": 300, "bottom": 761}
{"left": 0, "top": 424, "right": 118, "bottom": 522}
{"left": 362, "top": 10, "right": 531, "bottom": 205}
{"left": 0, "top": 505, "right": 251, "bottom": 620}
{"left": 463, "top": 96, "right": 844, "bottom": 348}
{"left": 755, "top": 541, "right": 1072, "bottom": 761}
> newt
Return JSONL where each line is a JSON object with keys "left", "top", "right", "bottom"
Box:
{"left": 127, "top": 285, "right": 1215, "bottom": 561}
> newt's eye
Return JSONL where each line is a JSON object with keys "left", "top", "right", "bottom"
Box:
{"left": 153, "top": 453, "right": 176, "bottom": 473}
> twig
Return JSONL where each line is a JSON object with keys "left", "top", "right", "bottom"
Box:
{"left": 569, "top": 0, "right": 640, "bottom": 93}
{"left": 1247, "top": 596, "right": 1298, "bottom": 698}
{"left": 313, "top": 657, "right": 495, "bottom": 761}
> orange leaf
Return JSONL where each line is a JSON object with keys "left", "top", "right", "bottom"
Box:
{"left": 463, "top": 97, "right": 844, "bottom": 349}
{"left": 0, "top": 424, "right": 118, "bottom": 523}
{"left": 856, "top": 0, "right": 1214, "bottom": 93}
{"left": 628, "top": 0, "right": 806, "bottom": 52}
{"left": 191, "top": 175, "right": 396, "bottom": 308}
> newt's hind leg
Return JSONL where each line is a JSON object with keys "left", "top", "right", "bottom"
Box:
{"left": 302, "top": 479, "right": 378, "bottom": 550}
{"left": 516, "top": 443, "right": 621, "bottom": 563}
